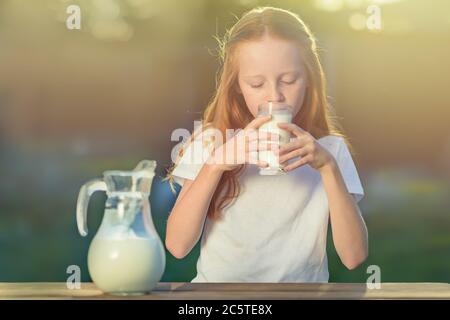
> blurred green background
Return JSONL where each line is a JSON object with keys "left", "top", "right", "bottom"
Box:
{"left": 0, "top": 0, "right": 449, "bottom": 283}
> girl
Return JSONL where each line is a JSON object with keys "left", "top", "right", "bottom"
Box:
{"left": 165, "top": 7, "right": 368, "bottom": 282}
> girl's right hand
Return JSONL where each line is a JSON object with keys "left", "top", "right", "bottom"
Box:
{"left": 207, "top": 115, "right": 280, "bottom": 172}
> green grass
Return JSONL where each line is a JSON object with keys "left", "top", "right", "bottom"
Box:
{"left": 327, "top": 207, "right": 450, "bottom": 283}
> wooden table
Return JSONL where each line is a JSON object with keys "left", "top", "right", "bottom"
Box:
{"left": 1, "top": 282, "right": 449, "bottom": 300}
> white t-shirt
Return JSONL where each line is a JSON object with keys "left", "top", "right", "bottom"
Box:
{"left": 171, "top": 131, "right": 364, "bottom": 283}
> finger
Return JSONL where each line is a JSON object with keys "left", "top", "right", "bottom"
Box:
{"left": 257, "top": 141, "right": 280, "bottom": 152}
{"left": 247, "top": 141, "right": 279, "bottom": 154}
{"left": 245, "top": 131, "right": 280, "bottom": 143}
{"left": 245, "top": 151, "right": 261, "bottom": 165}
{"left": 276, "top": 137, "right": 307, "bottom": 155}
{"left": 256, "top": 160, "right": 269, "bottom": 168}
{"left": 279, "top": 160, "right": 289, "bottom": 168}
{"left": 246, "top": 139, "right": 256, "bottom": 152}
{"left": 246, "top": 115, "right": 272, "bottom": 130}
{"left": 277, "top": 122, "right": 306, "bottom": 138}
{"left": 283, "top": 155, "right": 311, "bottom": 172}
{"left": 257, "top": 131, "right": 281, "bottom": 142}
{"left": 278, "top": 147, "right": 308, "bottom": 164}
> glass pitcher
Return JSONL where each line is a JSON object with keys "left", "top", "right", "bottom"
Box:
{"left": 76, "top": 160, "right": 166, "bottom": 295}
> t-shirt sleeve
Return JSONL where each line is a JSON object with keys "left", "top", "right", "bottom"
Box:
{"left": 171, "top": 129, "right": 215, "bottom": 187}
{"left": 335, "top": 137, "right": 365, "bottom": 203}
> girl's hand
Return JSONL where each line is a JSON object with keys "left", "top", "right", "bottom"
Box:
{"left": 275, "top": 123, "right": 336, "bottom": 173}
{"left": 208, "top": 115, "right": 280, "bottom": 172}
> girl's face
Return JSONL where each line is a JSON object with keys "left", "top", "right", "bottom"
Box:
{"left": 236, "top": 35, "right": 308, "bottom": 118}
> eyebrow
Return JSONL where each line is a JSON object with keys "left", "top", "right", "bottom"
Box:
{"left": 242, "top": 70, "right": 302, "bottom": 79}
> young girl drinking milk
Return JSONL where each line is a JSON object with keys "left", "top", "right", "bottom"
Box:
{"left": 165, "top": 7, "right": 368, "bottom": 282}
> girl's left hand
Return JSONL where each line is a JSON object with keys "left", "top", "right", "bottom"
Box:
{"left": 275, "top": 123, "right": 336, "bottom": 173}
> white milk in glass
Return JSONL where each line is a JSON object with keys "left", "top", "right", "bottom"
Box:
{"left": 258, "top": 102, "right": 293, "bottom": 175}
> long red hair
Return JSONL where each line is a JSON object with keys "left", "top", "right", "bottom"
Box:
{"left": 166, "top": 7, "right": 347, "bottom": 220}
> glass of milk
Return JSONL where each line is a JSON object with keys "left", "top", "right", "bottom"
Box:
{"left": 257, "top": 102, "right": 293, "bottom": 175}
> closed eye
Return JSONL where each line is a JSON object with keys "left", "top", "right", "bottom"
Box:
{"left": 281, "top": 79, "right": 297, "bottom": 85}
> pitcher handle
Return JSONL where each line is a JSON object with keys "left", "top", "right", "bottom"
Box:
{"left": 76, "top": 178, "right": 107, "bottom": 237}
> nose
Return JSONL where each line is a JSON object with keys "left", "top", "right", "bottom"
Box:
{"left": 266, "top": 83, "right": 285, "bottom": 103}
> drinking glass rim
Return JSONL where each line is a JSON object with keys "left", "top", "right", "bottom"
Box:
{"left": 257, "top": 102, "right": 293, "bottom": 113}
